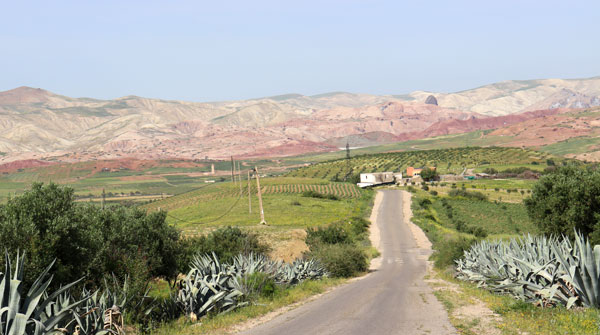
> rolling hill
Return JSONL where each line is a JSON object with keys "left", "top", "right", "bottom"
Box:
{"left": 1, "top": 76, "right": 600, "bottom": 164}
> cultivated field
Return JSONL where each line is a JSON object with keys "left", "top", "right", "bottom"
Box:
{"left": 142, "top": 177, "right": 370, "bottom": 262}
{"left": 287, "top": 146, "right": 564, "bottom": 180}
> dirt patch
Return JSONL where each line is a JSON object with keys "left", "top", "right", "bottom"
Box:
{"left": 0, "top": 159, "right": 54, "bottom": 172}
{"left": 454, "top": 299, "right": 502, "bottom": 335}
{"left": 368, "top": 191, "right": 384, "bottom": 270}
{"left": 265, "top": 229, "right": 308, "bottom": 263}
{"left": 119, "top": 175, "right": 165, "bottom": 181}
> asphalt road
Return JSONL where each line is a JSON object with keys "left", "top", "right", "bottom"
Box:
{"left": 239, "top": 189, "right": 456, "bottom": 335}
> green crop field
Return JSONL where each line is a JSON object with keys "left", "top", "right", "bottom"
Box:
{"left": 287, "top": 147, "right": 563, "bottom": 180}
{"left": 538, "top": 136, "right": 600, "bottom": 156}
{"left": 431, "top": 197, "right": 536, "bottom": 237}
{"left": 0, "top": 158, "right": 256, "bottom": 202}
{"left": 422, "top": 179, "right": 536, "bottom": 202}
{"left": 142, "top": 177, "right": 365, "bottom": 229}
{"left": 141, "top": 177, "right": 372, "bottom": 260}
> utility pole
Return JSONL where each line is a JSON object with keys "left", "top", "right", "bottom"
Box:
{"left": 238, "top": 163, "right": 243, "bottom": 195}
{"left": 346, "top": 141, "right": 350, "bottom": 159}
{"left": 247, "top": 170, "right": 252, "bottom": 214}
{"left": 344, "top": 141, "right": 351, "bottom": 181}
{"left": 254, "top": 166, "right": 266, "bottom": 224}
{"left": 231, "top": 156, "right": 235, "bottom": 185}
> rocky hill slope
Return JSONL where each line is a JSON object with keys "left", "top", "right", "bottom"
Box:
{"left": 1, "top": 76, "right": 599, "bottom": 163}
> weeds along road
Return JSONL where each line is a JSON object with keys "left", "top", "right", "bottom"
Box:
{"left": 238, "top": 189, "right": 456, "bottom": 335}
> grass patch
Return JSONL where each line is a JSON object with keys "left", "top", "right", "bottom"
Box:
{"left": 431, "top": 197, "right": 536, "bottom": 236}
{"left": 433, "top": 270, "right": 600, "bottom": 335}
{"left": 409, "top": 187, "right": 600, "bottom": 333}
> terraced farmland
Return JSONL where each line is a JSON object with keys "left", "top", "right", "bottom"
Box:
{"left": 287, "top": 147, "right": 564, "bottom": 180}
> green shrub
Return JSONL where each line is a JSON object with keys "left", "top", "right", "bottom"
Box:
{"left": 306, "top": 244, "right": 367, "bottom": 277}
{"left": 238, "top": 272, "right": 278, "bottom": 300}
{"left": 483, "top": 168, "right": 498, "bottom": 174}
{"left": 306, "top": 223, "right": 352, "bottom": 248}
{"left": 175, "top": 227, "right": 270, "bottom": 274}
{"left": 466, "top": 226, "right": 488, "bottom": 238}
{"left": 302, "top": 190, "right": 339, "bottom": 201}
{"left": 418, "top": 198, "right": 432, "bottom": 208}
{"left": 0, "top": 182, "right": 180, "bottom": 290}
{"left": 348, "top": 216, "right": 370, "bottom": 236}
{"left": 420, "top": 168, "right": 439, "bottom": 182}
{"left": 432, "top": 236, "right": 478, "bottom": 269}
{"left": 448, "top": 189, "right": 488, "bottom": 201}
{"left": 525, "top": 166, "right": 600, "bottom": 244}
{"left": 429, "top": 190, "right": 438, "bottom": 196}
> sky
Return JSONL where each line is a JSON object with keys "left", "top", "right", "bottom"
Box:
{"left": 1, "top": 0, "right": 599, "bottom": 101}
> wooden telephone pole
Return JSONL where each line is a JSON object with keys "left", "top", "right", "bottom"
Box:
{"left": 230, "top": 156, "right": 235, "bottom": 184}
{"left": 254, "top": 166, "right": 266, "bottom": 224}
{"left": 247, "top": 170, "right": 252, "bottom": 214}
{"left": 238, "top": 162, "right": 243, "bottom": 195}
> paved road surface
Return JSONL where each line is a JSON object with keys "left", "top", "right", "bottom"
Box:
{"left": 239, "top": 189, "right": 456, "bottom": 335}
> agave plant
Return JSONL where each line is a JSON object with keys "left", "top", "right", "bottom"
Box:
{"left": 176, "top": 268, "right": 246, "bottom": 320}
{"left": 456, "top": 232, "right": 600, "bottom": 309}
{"left": 230, "top": 253, "right": 280, "bottom": 277}
{"left": 276, "top": 259, "right": 327, "bottom": 285}
{"left": 552, "top": 233, "right": 600, "bottom": 308}
{"left": 0, "top": 251, "right": 84, "bottom": 335}
{"left": 52, "top": 276, "right": 131, "bottom": 335}
{"left": 190, "top": 253, "right": 235, "bottom": 277}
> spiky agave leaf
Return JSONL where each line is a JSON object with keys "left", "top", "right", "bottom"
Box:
{"left": 456, "top": 232, "right": 600, "bottom": 308}
{"left": 0, "top": 251, "right": 87, "bottom": 335}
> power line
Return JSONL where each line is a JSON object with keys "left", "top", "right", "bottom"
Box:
{"left": 165, "top": 189, "right": 243, "bottom": 225}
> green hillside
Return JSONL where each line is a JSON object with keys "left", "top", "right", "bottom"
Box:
{"left": 286, "top": 147, "right": 566, "bottom": 180}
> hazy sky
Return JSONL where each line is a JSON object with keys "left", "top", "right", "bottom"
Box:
{"left": 1, "top": 1, "right": 599, "bottom": 101}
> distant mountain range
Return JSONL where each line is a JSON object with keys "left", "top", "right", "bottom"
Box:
{"left": 1, "top": 76, "right": 600, "bottom": 164}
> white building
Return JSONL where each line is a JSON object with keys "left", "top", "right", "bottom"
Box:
{"left": 357, "top": 172, "right": 399, "bottom": 188}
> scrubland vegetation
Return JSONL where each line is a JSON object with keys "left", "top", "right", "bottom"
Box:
{"left": 0, "top": 175, "right": 374, "bottom": 334}
{"left": 2, "top": 145, "right": 599, "bottom": 334}
{"left": 407, "top": 164, "right": 600, "bottom": 333}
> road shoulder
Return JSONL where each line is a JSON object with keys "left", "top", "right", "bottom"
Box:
{"left": 403, "top": 189, "right": 502, "bottom": 335}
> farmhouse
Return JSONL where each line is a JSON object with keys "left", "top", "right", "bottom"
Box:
{"left": 357, "top": 172, "right": 399, "bottom": 188}
{"left": 406, "top": 167, "right": 423, "bottom": 177}
{"left": 406, "top": 166, "right": 436, "bottom": 177}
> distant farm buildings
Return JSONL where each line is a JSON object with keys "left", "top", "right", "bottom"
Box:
{"left": 357, "top": 172, "right": 401, "bottom": 188}
{"left": 406, "top": 166, "right": 436, "bottom": 177}
{"left": 357, "top": 166, "right": 437, "bottom": 188}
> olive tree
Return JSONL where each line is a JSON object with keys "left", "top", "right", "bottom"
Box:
{"left": 525, "top": 166, "right": 600, "bottom": 244}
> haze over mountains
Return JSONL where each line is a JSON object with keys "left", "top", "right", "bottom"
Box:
{"left": 1, "top": 76, "right": 600, "bottom": 164}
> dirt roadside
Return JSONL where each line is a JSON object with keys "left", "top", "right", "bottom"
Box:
{"left": 401, "top": 190, "right": 502, "bottom": 335}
